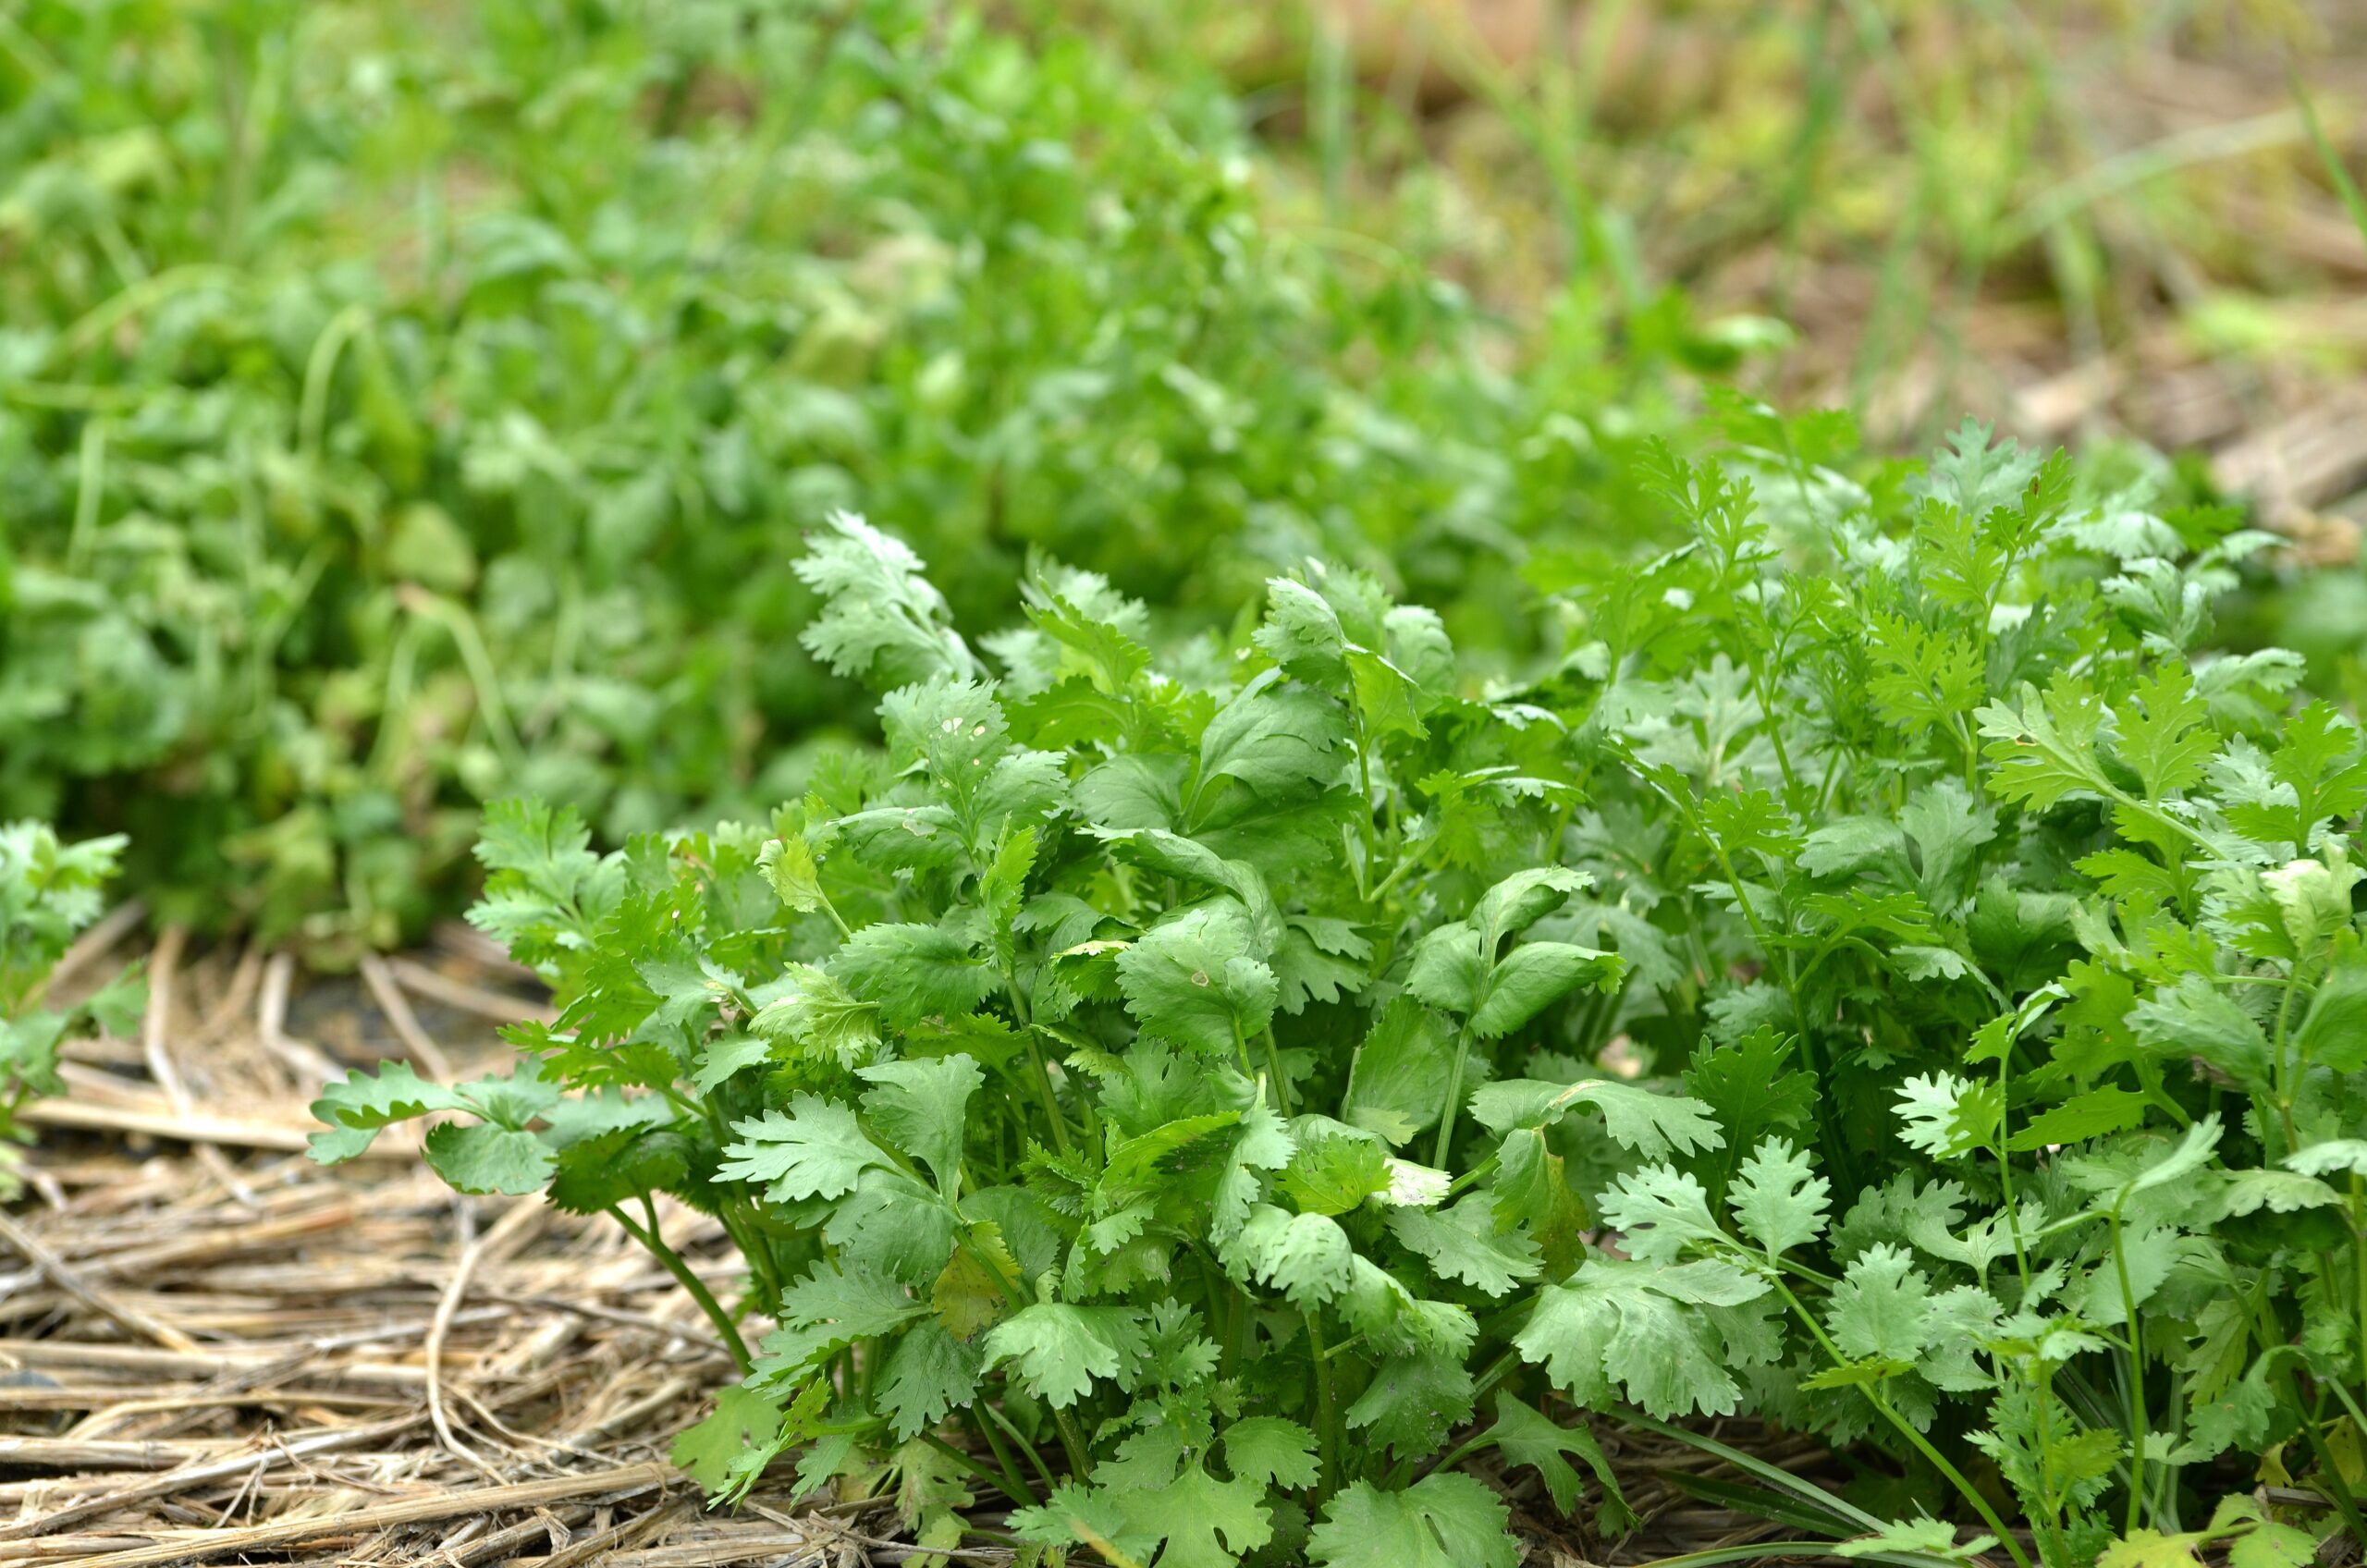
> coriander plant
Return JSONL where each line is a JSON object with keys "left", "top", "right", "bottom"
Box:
{"left": 0, "top": 823, "right": 139, "bottom": 1197}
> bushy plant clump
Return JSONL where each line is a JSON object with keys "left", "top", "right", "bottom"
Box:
{"left": 318, "top": 418, "right": 2367, "bottom": 1566}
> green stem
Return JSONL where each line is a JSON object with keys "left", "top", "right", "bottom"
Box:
{"left": 2352, "top": 1177, "right": 2367, "bottom": 1404}
{"left": 1262, "top": 1030, "right": 1294, "bottom": 1117}
{"left": 1306, "top": 1308, "right": 1338, "bottom": 1497}
{"left": 1430, "top": 1023, "right": 1477, "bottom": 1170}
{"left": 963, "top": 1406, "right": 1037, "bottom": 1505}
{"left": 2270, "top": 964, "right": 2302, "bottom": 1156}
{"left": 607, "top": 1203, "right": 753, "bottom": 1375}
{"left": 923, "top": 1430, "right": 1022, "bottom": 1501}
{"left": 980, "top": 1396, "right": 1062, "bottom": 1495}
{"left": 1017, "top": 1033, "right": 1074, "bottom": 1157}
{"left": 2107, "top": 1207, "right": 2147, "bottom": 1535}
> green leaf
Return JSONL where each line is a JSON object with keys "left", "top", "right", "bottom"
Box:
{"left": 749, "top": 962, "right": 882, "bottom": 1067}
{"left": 1490, "top": 1129, "right": 1589, "bottom": 1276}
{"left": 1256, "top": 577, "right": 1347, "bottom": 678}
{"left": 1483, "top": 1391, "right": 1631, "bottom": 1526}
{"left": 1223, "top": 1417, "right": 1320, "bottom": 1489}
{"left": 858, "top": 1054, "right": 983, "bottom": 1194}
{"left": 720, "top": 1096, "right": 888, "bottom": 1202}
{"left": 1211, "top": 1097, "right": 1295, "bottom": 1244}
{"left": 1684, "top": 1027, "right": 1815, "bottom": 1194}
{"left": 1343, "top": 1350, "right": 1477, "bottom": 1459}
{"left": 2115, "top": 664, "right": 2217, "bottom": 801}
{"left": 423, "top": 1121, "right": 553, "bottom": 1194}
{"left": 877, "top": 1320, "right": 985, "bottom": 1441}
{"left": 1467, "top": 1077, "right": 1723, "bottom": 1157}
{"left": 830, "top": 923, "right": 999, "bottom": 1033}
{"left": 308, "top": 1061, "right": 462, "bottom": 1164}
{"left": 1799, "top": 817, "right": 1905, "bottom": 878}
{"left": 1826, "top": 1243, "right": 1934, "bottom": 1362}
{"left": 671, "top": 1387, "right": 789, "bottom": 1495}
{"left": 1515, "top": 1257, "right": 1770, "bottom": 1418}
{"left": 1596, "top": 1163, "right": 1723, "bottom": 1263}
{"left": 1729, "top": 1137, "right": 1830, "bottom": 1255}
{"left": 1308, "top": 1475, "right": 1518, "bottom": 1568}
{"left": 2262, "top": 853, "right": 2362, "bottom": 952}
{"left": 759, "top": 1261, "right": 926, "bottom": 1379}
{"left": 1834, "top": 1518, "right": 1997, "bottom": 1562}
{"left": 1282, "top": 1132, "right": 1392, "bottom": 1217}
{"left": 1405, "top": 922, "right": 1489, "bottom": 1015}
{"left": 2297, "top": 958, "right": 2367, "bottom": 1073}
{"left": 1977, "top": 677, "right": 2109, "bottom": 812}
{"left": 2129, "top": 977, "right": 2271, "bottom": 1089}
{"left": 1467, "top": 941, "right": 1621, "bottom": 1037}
{"left": 1894, "top": 1072, "right": 2000, "bottom": 1158}
{"left": 1233, "top": 1204, "right": 1355, "bottom": 1306}
{"left": 981, "top": 1303, "right": 1147, "bottom": 1409}
{"left": 1469, "top": 867, "right": 1590, "bottom": 947}
{"left": 1120, "top": 1454, "right": 1277, "bottom": 1568}
{"left": 1388, "top": 1197, "right": 1542, "bottom": 1297}
{"left": 795, "top": 513, "right": 976, "bottom": 689}
{"left": 2007, "top": 1085, "right": 2150, "bottom": 1151}
{"left": 1114, "top": 900, "right": 1278, "bottom": 1057}
{"left": 1343, "top": 998, "right": 1456, "bottom": 1145}
{"left": 1195, "top": 669, "right": 1344, "bottom": 802}
{"left": 759, "top": 834, "right": 826, "bottom": 914}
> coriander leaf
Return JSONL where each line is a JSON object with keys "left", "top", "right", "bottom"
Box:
{"left": 858, "top": 1054, "right": 984, "bottom": 1194}
{"left": 1483, "top": 1391, "right": 1631, "bottom": 1527}
{"left": 1595, "top": 1163, "right": 1723, "bottom": 1264}
{"left": 1515, "top": 1257, "right": 1768, "bottom": 1418}
{"left": 1467, "top": 1077, "right": 1723, "bottom": 1157}
{"left": 720, "top": 1096, "right": 887, "bottom": 1202}
{"left": 1826, "top": 1243, "right": 1934, "bottom": 1362}
{"left": 1343, "top": 1350, "right": 1477, "bottom": 1460}
{"left": 423, "top": 1121, "right": 553, "bottom": 1194}
{"left": 309, "top": 1062, "right": 464, "bottom": 1164}
{"left": 1729, "top": 1137, "right": 1831, "bottom": 1255}
{"left": 877, "top": 1320, "right": 985, "bottom": 1442}
{"left": 1387, "top": 1197, "right": 1542, "bottom": 1297}
{"left": 1343, "top": 998, "right": 1457, "bottom": 1145}
{"left": 1233, "top": 1204, "right": 1355, "bottom": 1306}
{"left": 1468, "top": 941, "right": 1622, "bottom": 1037}
{"left": 829, "top": 923, "right": 999, "bottom": 1033}
{"left": 794, "top": 512, "right": 976, "bottom": 688}
{"left": 749, "top": 962, "right": 882, "bottom": 1067}
{"left": 1224, "top": 1417, "right": 1320, "bottom": 1488}
{"left": 671, "top": 1387, "right": 789, "bottom": 1496}
{"left": 1114, "top": 899, "right": 1278, "bottom": 1057}
{"left": 1193, "top": 669, "right": 1344, "bottom": 805}
{"left": 981, "top": 1303, "right": 1147, "bottom": 1409}
{"left": 1308, "top": 1475, "right": 1518, "bottom": 1568}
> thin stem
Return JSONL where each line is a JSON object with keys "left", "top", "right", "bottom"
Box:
{"left": 1430, "top": 1023, "right": 1477, "bottom": 1170}
{"left": 2352, "top": 1176, "right": 2367, "bottom": 1407}
{"left": 1306, "top": 1308, "right": 1337, "bottom": 1497}
{"left": 923, "top": 1430, "right": 1022, "bottom": 1501}
{"left": 2269, "top": 963, "right": 2303, "bottom": 1156}
{"left": 607, "top": 1203, "right": 753, "bottom": 1375}
{"left": 2108, "top": 1207, "right": 2146, "bottom": 1535}
{"left": 963, "top": 1406, "right": 1037, "bottom": 1505}
{"left": 1262, "top": 1030, "right": 1294, "bottom": 1117}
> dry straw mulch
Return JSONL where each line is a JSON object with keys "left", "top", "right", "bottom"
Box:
{"left": 0, "top": 918, "right": 1886, "bottom": 1567}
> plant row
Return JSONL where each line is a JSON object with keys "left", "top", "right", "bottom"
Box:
{"left": 302, "top": 420, "right": 2361, "bottom": 1568}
